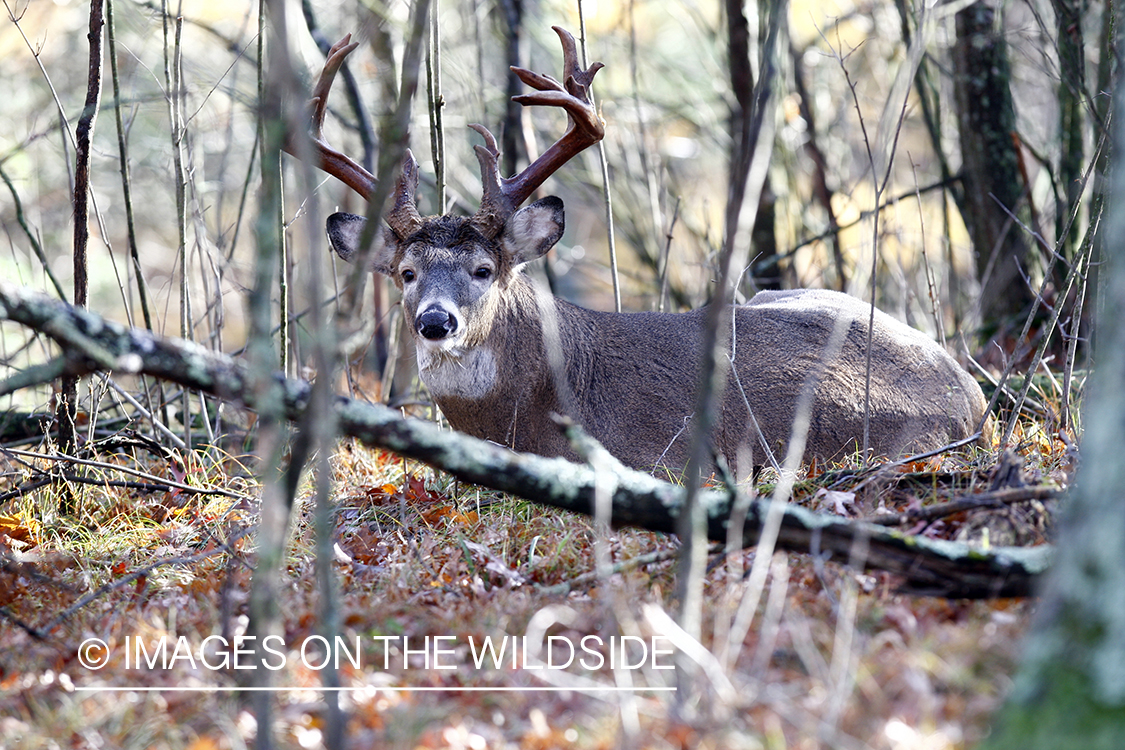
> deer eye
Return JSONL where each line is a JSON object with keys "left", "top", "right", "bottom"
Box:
{"left": 474, "top": 267, "right": 492, "bottom": 280}
{"left": 401, "top": 269, "right": 416, "bottom": 283}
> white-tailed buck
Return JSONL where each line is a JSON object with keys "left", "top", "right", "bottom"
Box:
{"left": 292, "top": 28, "right": 990, "bottom": 475}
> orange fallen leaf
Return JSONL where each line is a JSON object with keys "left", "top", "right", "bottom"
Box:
{"left": 0, "top": 514, "right": 35, "bottom": 546}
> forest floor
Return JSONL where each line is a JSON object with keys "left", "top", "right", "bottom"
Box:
{"left": 0, "top": 407, "right": 1068, "bottom": 750}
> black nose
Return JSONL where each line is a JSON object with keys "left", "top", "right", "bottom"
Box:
{"left": 417, "top": 309, "right": 457, "bottom": 340}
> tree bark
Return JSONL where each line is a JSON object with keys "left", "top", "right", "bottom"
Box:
{"left": 953, "top": 1, "right": 1036, "bottom": 328}
{"left": 499, "top": 0, "right": 524, "bottom": 180}
{"left": 58, "top": 0, "right": 105, "bottom": 459}
{"left": 728, "top": 0, "right": 785, "bottom": 293}
{"left": 979, "top": 22, "right": 1125, "bottom": 746}
{"left": 1051, "top": 0, "right": 1085, "bottom": 262}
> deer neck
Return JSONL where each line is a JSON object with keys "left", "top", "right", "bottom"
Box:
{"left": 419, "top": 275, "right": 568, "bottom": 452}
{"left": 415, "top": 345, "right": 500, "bottom": 401}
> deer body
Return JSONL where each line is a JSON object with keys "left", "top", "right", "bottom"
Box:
{"left": 328, "top": 200, "right": 989, "bottom": 474}
{"left": 302, "top": 27, "right": 988, "bottom": 474}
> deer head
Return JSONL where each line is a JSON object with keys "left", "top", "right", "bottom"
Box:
{"left": 287, "top": 27, "right": 604, "bottom": 357}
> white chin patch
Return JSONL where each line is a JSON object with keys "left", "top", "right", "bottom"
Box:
{"left": 415, "top": 336, "right": 462, "bottom": 356}
{"left": 417, "top": 346, "right": 497, "bottom": 400}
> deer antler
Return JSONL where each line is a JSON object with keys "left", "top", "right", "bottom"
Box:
{"left": 284, "top": 35, "right": 422, "bottom": 238}
{"left": 470, "top": 26, "right": 605, "bottom": 238}
{"left": 285, "top": 35, "right": 373, "bottom": 200}
{"left": 287, "top": 28, "right": 601, "bottom": 240}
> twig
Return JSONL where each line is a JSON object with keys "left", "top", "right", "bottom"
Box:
{"left": 1062, "top": 201, "right": 1096, "bottom": 431}
{"left": 868, "top": 485, "right": 1062, "bottom": 526}
{"left": 576, "top": 0, "right": 621, "bottom": 313}
{"left": 102, "top": 377, "right": 187, "bottom": 451}
{"left": 0, "top": 605, "right": 49, "bottom": 641}
{"left": 105, "top": 0, "right": 168, "bottom": 444}
{"left": 105, "top": 0, "right": 153, "bottom": 334}
{"left": 539, "top": 547, "right": 680, "bottom": 594}
{"left": 658, "top": 198, "right": 681, "bottom": 313}
{"left": 628, "top": 0, "right": 665, "bottom": 301}
{"left": 0, "top": 552, "right": 81, "bottom": 593}
{"left": 0, "top": 164, "right": 67, "bottom": 300}
{"left": 848, "top": 430, "right": 987, "bottom": 494}
{"left": 135, "top": 0, "right": 248, "bottom": 53}
{"left": 0, "top": 477, "right": 53, "bottom": 505}
{"left": 772, "top": 175, "right": 960, "bottom": 264}
{"left": 1, "top": 447, "right": 246, "bottom": 501}
{"left": 0, "top": 474, "right": 183, "bottom": 503}
{"left": 1, "top": 0, "right": 78, "bottom": 155}
{"left": 828, "top": 22, "right": 912, "bottom": 464}
{"left": 910, "top": 155, "right": 945, "bottom": 347}
{"left": 163, "top": 5, "right": 194, "bottom": 451}
{"left": 426, "top": 3, "right": 445, "bottom": 210}
{"left": 225, "top": 126, "right": 260, "bottom": 264}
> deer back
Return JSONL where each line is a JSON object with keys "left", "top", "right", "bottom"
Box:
{"left": 718, "top": 289, "right": 989, "bottom": 470}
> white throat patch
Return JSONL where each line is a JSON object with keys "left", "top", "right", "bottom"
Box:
{"left": 417, "top": 345, "right": 498, "bottom": 400}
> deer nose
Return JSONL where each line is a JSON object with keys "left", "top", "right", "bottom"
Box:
{"left": 417, "top": 308, "right": 458, "bottom": 340}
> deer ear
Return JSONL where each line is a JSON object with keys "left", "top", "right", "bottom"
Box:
{"left": 501, "top": 196, "right": 565, "bottom": 266}
{"left": 326, "top": 212, "right": 398, "bottom": 275}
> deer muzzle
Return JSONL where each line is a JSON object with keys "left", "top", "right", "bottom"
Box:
{"left": 417, "top": 308, "right": 459, "bottom": 341}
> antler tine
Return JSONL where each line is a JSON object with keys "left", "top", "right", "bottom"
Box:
{"left": 283, "top": 35, "right": 376, "bottom": 201}
{"left": 470, "top": 25, "right": 605, "bottom": 237}
{"left": 309, "top": 36, "right": 359, "bottom": 139}
{"left": 468, "top": 124, "right": 507, "bottom": 238}
{"left": 386, "top": 149, "right": 424, "bottom": 238}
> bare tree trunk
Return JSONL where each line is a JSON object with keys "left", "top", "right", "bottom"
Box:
{"left": 58, "top": 0, "right": 104, "bottom": 462}
{"left": 677, "top": 0, "right": 783, "bottom": 643}
{"left": 788, "top": 42, "right": 840, "bottom": 291}
{"left": 1083, "top": 0, "right": 1115, "bottom": 364}
{"left": 1052, "top": 0, "right": 1085, "bottom": 263}
{"left": 953, "top": 1, "right": 1035, "bottom": 329}
{"left": 729, "top": 0, "right": 783, "bottom": 293}
{"left": 499, "top": 0, "right": 524, "bottom": 180}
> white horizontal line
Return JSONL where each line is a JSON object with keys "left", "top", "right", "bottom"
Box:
{"left": 74, "top": 685, "right": 677, "bottom": 693}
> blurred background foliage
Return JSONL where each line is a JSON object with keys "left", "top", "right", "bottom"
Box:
{"left": 0, "top": 0, "right": 1106, "bottom": 407}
